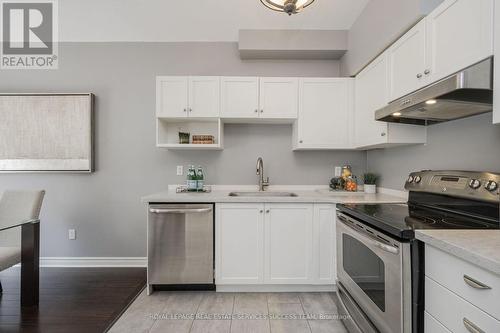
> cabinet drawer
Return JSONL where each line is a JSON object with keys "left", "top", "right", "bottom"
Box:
{"left": 425, "top": 245, "right": 500, "bottom": 320}
{"left": 425, "top": 311, "right": 451, "bottom": 333}
{"left": 425, "top": 276, "right": 500, "bottom": 333}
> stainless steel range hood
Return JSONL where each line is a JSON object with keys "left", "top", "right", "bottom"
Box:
{"left": 375, "top": 58, "right": 493, "bottom": 125}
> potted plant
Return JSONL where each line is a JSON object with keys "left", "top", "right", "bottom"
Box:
{"left": 363, "top": 173, "right": 379, "bottom": 194}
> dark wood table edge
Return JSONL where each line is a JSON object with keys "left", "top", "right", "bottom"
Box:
{"left": 20, "top": 220, "right": 40, "bottom": 308}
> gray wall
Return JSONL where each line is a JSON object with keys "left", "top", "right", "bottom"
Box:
{"left": 340, "top": 0, "right": 442, "bottom": 76}
{"left": 0, "top": 42, "right": 365, "bottom": 257}
{"left": 367, "top": 113, "right": 500, "bottom": 190}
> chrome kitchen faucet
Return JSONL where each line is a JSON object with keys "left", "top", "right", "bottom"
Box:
{"left": 256, "top": 157, "right": 269, "bottom": 191}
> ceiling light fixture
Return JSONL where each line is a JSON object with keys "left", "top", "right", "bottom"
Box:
{"left": 426, "top": 99, "right": 437, "bottom": 105}
{"left": 260, "top": 0, "right": 316, "bottom": 15}
{"left": 393, "top": 112, "right": 402, "bottom": 117}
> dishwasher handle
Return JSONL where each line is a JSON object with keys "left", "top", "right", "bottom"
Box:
{"left": 149, "top": 207, "right": 212, "bottom": 214}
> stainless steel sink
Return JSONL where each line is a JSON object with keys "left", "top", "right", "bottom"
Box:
{"left": 228, "top": 191, "right": 298, "bottom": 197}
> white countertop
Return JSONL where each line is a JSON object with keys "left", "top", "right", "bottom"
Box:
{"left": 141, "top": 185, "right": 407, "bottom": 204}
{"left": 416, "top": 230, "right": 500, "bottom": 276}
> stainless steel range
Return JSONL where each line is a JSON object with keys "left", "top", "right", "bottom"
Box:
{"left": 335, "top": 170, "right": 500, "bottom": 333}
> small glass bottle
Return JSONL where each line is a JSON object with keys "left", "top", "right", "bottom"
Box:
{"left": 346, "top": 176, "right": 358, "bottom": 192}
{"left": 196, "top": 166, "right": 204, "bottom": 191}
{"left": 186, "top": 165, "right": 197, "bottom": 191}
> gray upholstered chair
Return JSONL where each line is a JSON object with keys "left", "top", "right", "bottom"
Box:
{"left": 0, "top": 190, "right": 45, "bottom": 292}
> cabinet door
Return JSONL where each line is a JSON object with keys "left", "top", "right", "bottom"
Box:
{"left": 296, "top": 78, "right": 354, "bottom": 149}
{"left": 426, "top": 0, "right": 493, "bottom": 84}
{"left": 259, "top": 77, "right": 298, "bottom": 119}
{"left": 313, "top": 204, "right": 337, "bottom": 284}
{"left": 188, "top": 76, "right": 220, "bottom": 118}
{"left": 156, "top": 76, "right": 189, "bottom": 118}
{"left": 264, "top": 204, "right": 313, "bottom": 284}
{"left": 216, "top": 203, "right": 264, "bottom": 284}
{"left": 354, "top": 53, "right": 389, "bottom": 148}
{"left": 221, "top": 77, "right": 259, "bottom": 118}
{"left": 388, "top": 20, "right": 427, "bottom": 101}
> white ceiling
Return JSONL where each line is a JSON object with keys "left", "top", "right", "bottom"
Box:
{"left": 59, "top": 0, "right": 370, "bottom": 42}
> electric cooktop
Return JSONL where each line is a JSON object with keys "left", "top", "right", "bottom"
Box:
{"left": 338, "top": 170, "right": 500, "bottom": 240}
{"left": 338, "top": 202, "right": 499, "bottom": 240}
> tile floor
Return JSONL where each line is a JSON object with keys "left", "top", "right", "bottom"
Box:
{"left": 109, "top": 291, "right": 349, "bottom": 333}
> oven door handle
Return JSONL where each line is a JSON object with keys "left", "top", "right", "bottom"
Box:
{"left": 338, "top": 213, "right": 400, "bottom": 255}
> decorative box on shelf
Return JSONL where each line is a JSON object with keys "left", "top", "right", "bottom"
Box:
{"left": 192, "top": 135, "right": 215, "bottom": 144}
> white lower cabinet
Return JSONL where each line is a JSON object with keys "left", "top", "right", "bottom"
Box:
{"left": 314, "top": 204, "right": 337, "bottom": 284}
{"left": 216, "top": 203, "right": 264, "bottom": 284}
{"left": 264, "top": 204, "right": 313, "bottom": 284}
{"left": 425, "top": 276, "right": 500, "bottom": 333}
{"left": 424, "top": 245, "right": 500, "bottom": 332}
{"left": 215, "top": 203, "right": 337, "bottom": 286}
{"left": 425, "top": 312, "right": 452, "bottom": 333}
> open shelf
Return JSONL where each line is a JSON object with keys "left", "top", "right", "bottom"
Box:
{"left": 156, "top": 143, "right": 222, "bottom": 150}
{"left": 156, "top": 117, "right": 223, "bottom": 150}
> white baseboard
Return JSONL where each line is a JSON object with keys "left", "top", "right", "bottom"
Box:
{"left": 215, "top": 284, "right": 336, "bottom": 293}
{"left": 39, "top": 257, "right": 147, "bottom": 267}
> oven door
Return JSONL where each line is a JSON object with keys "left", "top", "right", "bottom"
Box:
{"left": 336, "top": 212, "right": 411, "bottom": 333}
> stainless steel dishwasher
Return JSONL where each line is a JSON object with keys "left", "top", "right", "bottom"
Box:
{"left": 147, "top": 204, "right": 214, "bottom": 293}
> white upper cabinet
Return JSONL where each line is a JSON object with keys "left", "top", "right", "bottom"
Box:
{"left": 264, "top": 204, "right": 313, "bottom": 284}
{"left": 220, "top": 77, "right": 259, "bottom": 118}
{"left": 355, "top": 52, "right": 426, "bottom": 149}
{"left": 388, "top": 19, "right": 427, "bottom": 102}
{"left": 156, "top": 76, "right": 189, "bottom": 118}
{"left": 495, "top": 0, "right": 500, "bottom": 125}
{"left": 259, "top": 77, "right": 298, "bottom": 119}
{"left": 355, "top": 52, "right": 390, "bottom": 148}
{"left": 188, "top": 76, "right": 220, "bottom": 117}
{"left": 426, "top": 0, "right": 494, "bottom": 84}
{"left": 221, "top": 77, "right": 298, "bottom": 120}
{"left": 156, "top": 76, "right": 220, "bottom": 118}
{"left": 294, "top": 78, "right": 354, "bottom": 150}
{"left": 387, "top": 0, "right": 494, "bottom": 103}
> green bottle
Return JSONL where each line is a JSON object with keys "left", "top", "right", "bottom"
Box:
{"left": 196, "top": 166, "right": 204, "bottom": 191}
{"left": 187, "top": 165, "right": 197, "bottom": 191}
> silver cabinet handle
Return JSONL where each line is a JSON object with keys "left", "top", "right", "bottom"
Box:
{"left": 381, "top": 132, "right": 386, "bottom": 137}
{"left": 254, "top": 109, "right": 258, "bottom": 113}
{"left": 260, "top": 109, "right": 264, "bottom": 113}
{"left": 463, "top": 275, "right": 491, "bottom": 290}
{"left": 417, "top": 73, "right": 423, "bottom": 78}
{"left": 150, "top": 208, "right": 212, "bottom": 214}
{"left": 265, "top": 209, "right": 270, "bottom": 213}
{"left": 463, "top": 318, "right": 485, "bottom": 333}
{"left": 183, "top": 108, "right": 187, "bottom": 112}
{"left": 424, "top": 69, "right": 431, "bottom": 75}
{"left": 259, "top": 210, "right": 263, "bottom": 213}
{"left": 299, "top": 140, "right": 303, "bottom": 143}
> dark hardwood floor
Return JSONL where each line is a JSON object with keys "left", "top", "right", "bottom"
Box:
{"left": 0, "top": 267, "right": 146, "bottom": 333}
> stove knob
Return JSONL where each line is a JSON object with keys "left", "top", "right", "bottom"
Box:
{"left": 485, "top": 180, "right": 498, "bottom": 192}
{"left": 407, "top": 176, "right": 414, "bottom": 183}
{"left": 469, "top": 179, "right": 481, "bottom": 189}
{"left": 414, "top": 176, "right": 422, "bottom": 183}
